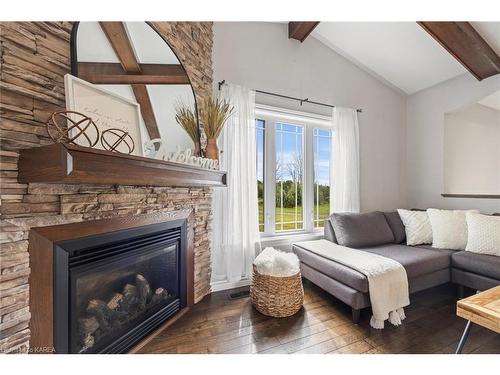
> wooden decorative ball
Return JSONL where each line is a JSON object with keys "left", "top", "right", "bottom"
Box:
{"left": 101, "top": 128, "right": 135, "bottom": 155}
{"left": 46, "top": 111, "right": 99, "bottom": 147}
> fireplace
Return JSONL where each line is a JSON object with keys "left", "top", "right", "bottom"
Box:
{"left": 29, "top": 211, "right": 194, "bottom": 354}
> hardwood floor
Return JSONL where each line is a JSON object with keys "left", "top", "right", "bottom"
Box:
{"left": 137, "top": 281, "right": 500, "bottom": 354}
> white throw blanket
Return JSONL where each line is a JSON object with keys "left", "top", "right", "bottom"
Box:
{"left": 295, "top": 239, "right": 409, "bottom": 329}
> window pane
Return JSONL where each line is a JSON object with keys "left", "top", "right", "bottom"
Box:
{"left": 256, "top": 119, "right": 265, "bottom": 232}
{"left": 275, "top": 123, "right": 304, "bottom": 232}
{"left": 313, "top": 128, "right": 332, "bottom": 228}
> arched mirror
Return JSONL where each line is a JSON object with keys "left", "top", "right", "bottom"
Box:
{"left": 70, "top": 22, "right": 201, "bottom": 157}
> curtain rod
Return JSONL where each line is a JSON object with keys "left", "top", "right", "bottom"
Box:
{"left": 217, "top": 80, "right": 362, "bottom": 113}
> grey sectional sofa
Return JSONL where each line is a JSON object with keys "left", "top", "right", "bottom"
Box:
{"left": 292, "top": 211, "right": 500, "bottom": 323}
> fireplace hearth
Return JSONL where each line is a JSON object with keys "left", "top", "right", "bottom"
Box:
{"left": 29, "top": 211, "right": 194, "bottom": 354}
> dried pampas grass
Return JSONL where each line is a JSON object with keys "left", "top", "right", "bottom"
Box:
{"left": 174, "top": 103, "right": 200, "bottom": 145}
{"left": 201, "top": 96, "right": 234, "bottom": 139}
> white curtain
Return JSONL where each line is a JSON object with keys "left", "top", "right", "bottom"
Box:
{"left": 211, "top": 84, "right": 260, "bottom": 284}
{"left": 330, "top": 107, "right": 360, "bottom": 213}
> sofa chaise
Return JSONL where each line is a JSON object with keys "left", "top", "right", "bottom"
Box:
{"left": 292, "top": 211, "right": 500, "bottom": 323}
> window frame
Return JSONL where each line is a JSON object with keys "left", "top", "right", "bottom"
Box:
{"left": 312, "top": 127, "right": 333, "bottom": 230}
{"left": 256, "top": 104, "right": 333, "bottom": 237}
{"left": 255, "top": 119, "right": 266, "bottom": 233}
{"left": 274, "top": 121, "right": 306, "bottom": 233}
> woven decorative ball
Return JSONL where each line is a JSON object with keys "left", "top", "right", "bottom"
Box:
{"left": 46, "top": 110, "right": 99, "bottom": 147}
{"left": 250, "top": 265, "right": 304, "bottom": 318}
{"left": 100, "top": 128, "right": 135, "bottom": 155}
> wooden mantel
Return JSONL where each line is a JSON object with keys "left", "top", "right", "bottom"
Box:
{"left": 18, "top": 143, "right": 226, "bottom": 187}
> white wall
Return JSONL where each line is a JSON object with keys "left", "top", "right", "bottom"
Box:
{"left": 213, "top": 22, "right": 407, "bottom": 212}
{"left": 444, "top": 103, "right": 500, "bottom": 196}
{"left": 407, "top": 73, "right": 500, "bottom": 213}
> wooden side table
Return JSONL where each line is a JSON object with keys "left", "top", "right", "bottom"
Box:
{"left": 455, "top": 285, "right": 500, "bottom": 354}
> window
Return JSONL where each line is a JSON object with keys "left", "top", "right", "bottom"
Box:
{"left": 256, "top": 119, "right": 265, "bottom": 232}
{"left": 313, "top": 128, "right": 331, "bottom": 228}
{"left": 256, "top": 106, "right": 333, "bottom": 236}
{"left": 275, "top": 123, "right": 304, "bottom": 232}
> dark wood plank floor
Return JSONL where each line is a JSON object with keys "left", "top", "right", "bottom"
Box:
{"left": 138, "top": 281, "right": 500, "bottom": 354}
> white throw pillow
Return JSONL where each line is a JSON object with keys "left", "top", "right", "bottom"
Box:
{"left": 427, "top": 208, "right": 478, "bottom": 250}
{"left": 397, "top": 209, "right": 433, "bottom": 246}
{"left": 465, "top": 212, "right": 500, "bottom": 256}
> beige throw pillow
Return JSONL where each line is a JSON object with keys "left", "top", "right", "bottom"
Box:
{"left": 397, "top": 209, "right": 433, "bottom": 246}
{"left": 427, "top": 208, "right": 478, "bottom": 250}
{"left": 465, "top": 212, "right": 500, "bottom": 256}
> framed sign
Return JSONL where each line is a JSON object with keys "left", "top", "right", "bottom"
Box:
{"left": 64, "top": 74, "right": 143, "bottom": 156}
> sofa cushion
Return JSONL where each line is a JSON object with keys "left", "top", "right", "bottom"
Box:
{"left": 293, "top": 243, "right": 453, "bottom": 293}
{"left": 451, "top": 251, "right": 500, "bottom": 280}
{"left": 293, "top": 244, "right": 368, "bottom": 292}
{"left": 362, "top": 244, "right": 454, "bottom": 278}
{"left": 383, "top": 211, "right": 406, "bottom": 244}
{"left": 330, "top": 211, "right": 394, "bottom": 248}
{"left": 452, "top": 268, "right": 500, "bottom": 291}
{"left": 324, "top": 217, "right": 338, "bottom": 244}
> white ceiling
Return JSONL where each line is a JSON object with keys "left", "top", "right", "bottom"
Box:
{"left": 479, "top": 90, "right": 500, "bottom": 111}
{"left": 312, "top": 22, "right": 500, "bottom": 95}
{"left": 77, "top": 22, "right": 180, "bottom": 64}
{"left": 472, "top": 22, "right": 500, "bottom": 56}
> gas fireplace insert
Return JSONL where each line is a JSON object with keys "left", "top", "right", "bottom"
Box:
{"left": 28, "top": 212, "right": 192, "bottom": 354}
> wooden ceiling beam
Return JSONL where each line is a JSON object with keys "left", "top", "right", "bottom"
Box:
{"left": 288, "top": 22, "right": 320, "bottom": 42}
{"left": 77, "top": 62, "right": 190, "bottom": 85}
{"left": 131, "top": 84, "right": 160, "bottom": 139}
{"left": 418, "top": 22, "right": 500, "bottom": 81}
{"left": 99, "top": 22, "right": 141, "bottom": 72}
{"left": 98, "top": 22, "right": 161, "bottom": 139}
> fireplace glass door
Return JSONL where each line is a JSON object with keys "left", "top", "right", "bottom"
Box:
{"left": 70, "top": 243, "right": 179, "bottom": 353}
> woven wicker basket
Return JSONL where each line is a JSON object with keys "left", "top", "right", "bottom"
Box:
{"left": 250, "top": 265, "right": 304, "bottom": 317}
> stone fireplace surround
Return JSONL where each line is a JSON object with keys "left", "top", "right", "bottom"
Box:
{"left": 0, "top": 22, "right": 215, "bottom": 353}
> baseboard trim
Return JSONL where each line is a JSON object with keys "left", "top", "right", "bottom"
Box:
{"left": 211, "top": 279, "right": 251, "bottom": 292}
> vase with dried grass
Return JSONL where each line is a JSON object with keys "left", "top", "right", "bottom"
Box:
{"left": 201, "top": 96, "right": 234, "bottom": 161}
{"left": 174, "top": 103, "right": 201, "bottom": 155}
